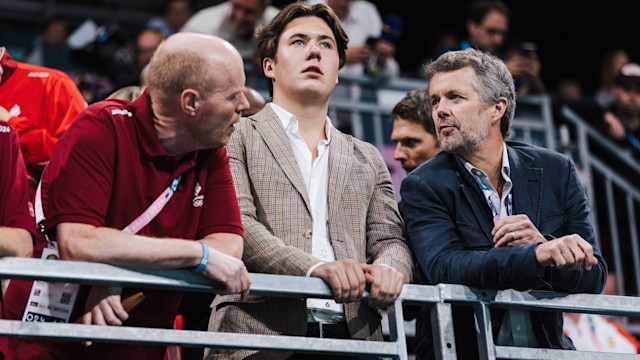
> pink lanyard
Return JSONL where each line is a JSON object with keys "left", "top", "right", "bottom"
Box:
{"left": 122, "top": 175, "right": 182, "bottom": 234}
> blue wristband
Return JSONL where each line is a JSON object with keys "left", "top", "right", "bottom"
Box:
{"left": 194, "top": 242, "right": 208, "bottom": 273}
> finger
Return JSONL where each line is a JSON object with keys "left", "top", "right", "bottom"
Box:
{"left": 99, "top": 302, "right": 123, "bottom": 326}
{"left": 79, "top": 312, "right": 93, "bottom": 325}
{"left": 331, "top": 267, "right": 350, "bottom": 303}
{"left": 344, "top": 263, "right": 365, "bottom": 302}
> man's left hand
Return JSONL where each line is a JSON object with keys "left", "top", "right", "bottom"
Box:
{"left": 361, "top": 264, "right": 404, "bottom": 309}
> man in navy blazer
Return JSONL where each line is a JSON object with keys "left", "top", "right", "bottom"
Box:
{"left": 400, "top": 48, "right": 607, "bottom": 359}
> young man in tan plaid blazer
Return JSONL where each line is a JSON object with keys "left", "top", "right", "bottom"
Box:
{"left": 205, "top": 2, "right": 414, "bottom": 359}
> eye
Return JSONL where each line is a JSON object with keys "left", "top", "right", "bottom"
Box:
{"left": 292, "top": 39, "right": 305, "bottom": 46}
{"left": 402, "top": 139, "right": 419, "bottom": 148}
{"left": 319, "top": 40, "right": 332, "bottom": 49}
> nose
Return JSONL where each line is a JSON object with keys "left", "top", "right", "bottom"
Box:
{"left": 306, "top": 42, "right": 321, "bottom": 59}
{"left": 237, "top": 91, "right": 250, "bottom": 113}
{"left": 393, "top": 143, "right": 406, "bottom": 161}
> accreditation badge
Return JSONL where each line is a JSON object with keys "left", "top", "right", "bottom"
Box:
{"left": 22, "top": 242, "right": 80, "bottom": 323}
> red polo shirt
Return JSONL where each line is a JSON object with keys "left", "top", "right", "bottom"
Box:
{"left": 0, "top": 120, "right": 36, "bottom": 354}
{"left": 3, "top": 89, "right": 243, "bottom": 360}
{"left": 0, "top": 121, "right": 35, "bottom": 236}
{"left": 0, "top": 49, "right": 86, "bottom": 195}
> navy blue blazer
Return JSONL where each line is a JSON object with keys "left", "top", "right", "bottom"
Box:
{"left": 400, "top": 141, "right": 607, "bottom": 358}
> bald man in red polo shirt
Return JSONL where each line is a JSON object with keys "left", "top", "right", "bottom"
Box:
{"left": 2, "top": 33, "right": 252, "bottom": 360}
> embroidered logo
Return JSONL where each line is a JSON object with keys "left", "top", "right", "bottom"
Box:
{"left": 27, "top": 72, "right": 50, "bottom": 78}
{"left": 192, "top": 182, "right": 204, "bottom": 207}
{"left": 110, "top": 109, "right": 133, "bottom": 117}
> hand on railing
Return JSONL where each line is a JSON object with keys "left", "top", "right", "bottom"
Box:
{"left": 361, "top": 263, "right": 404, "bottom": 309}
{"left": 200, "top": 246, "right": 251, "bottom": 300}
{"left": 311, "top": 259, "right": 367, "bottom": 303}
{"left": 534, "top": 234, "right": 598, "bottom": 270}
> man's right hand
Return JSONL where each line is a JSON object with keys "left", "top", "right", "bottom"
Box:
{"left": 78, "top": 286, "right": 128, "bottom": 347}
{"left": 534, "top": 234, "right": 598, "bottom": 271}
{"left": 310, "top": 259, "right": 367, "bottom": 303}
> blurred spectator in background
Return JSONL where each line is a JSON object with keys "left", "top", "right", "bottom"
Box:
{"left": 583, "top": 63, "right": 640, "bottom": 299}
{"left": 135, "top": 28, "right": 165, "bottom": 72}
{"left": 147, "top": 0, "right": 195, "bottom": 37}
{"left": 390, "top": 88, "right": 441, "bottom": 174}
{"left": 241, "top": 86, "right": 266, "bottom": 116}
{"left": 594, "top": 48, "right": 630, "bottom": 109}
{"left": 25, "top": 15, "right": 73, "bottom": 73}
{"left": 460, "top": 0, "right": 545, "bottom": 95}
{"left": 106, "top": 85, "right": 145, "bottom": 101}
{"left": 0, "top": 46, "right": 86, "bottom": 197}
{"left": 68, "top": 21, "right": 139, "bottom": 103}
{"left": 600, "top": 63, "right": 640, "bottom": 158}
{"left": 180, "top": 0, "right": 279, "bottom": 87}
{"left": 554, "top": 77, "right": 584, "bottom": 103}
{"left": 563, "top": 312, "right": 640, "bottom": 354}
{"left": 309, "top": 0, "right": 401, "bottom": 100}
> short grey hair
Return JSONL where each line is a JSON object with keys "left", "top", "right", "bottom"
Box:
{"left": 424, "top": 48, "right": 516, "bottom": 137}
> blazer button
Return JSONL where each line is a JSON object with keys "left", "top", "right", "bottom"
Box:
{"left": 303, "top": 229, "right": 312, "bottom": 239}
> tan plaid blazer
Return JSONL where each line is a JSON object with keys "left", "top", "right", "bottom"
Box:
{"left": 205, "top": 105, "right": 414, "bottom": 360}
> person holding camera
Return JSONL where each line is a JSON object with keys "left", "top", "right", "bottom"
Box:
{"left": 307, "top": 0, "right": 401, "bottom": 99}
{"left": 458, "top": 0, "right": 545, "bottom": 95}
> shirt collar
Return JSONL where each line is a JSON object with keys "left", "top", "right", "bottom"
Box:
{"left": 463, "top": 142, "right": 511, "bottom": 181}
{"left": 269, "top": 102, "right": 333, "bottom": 144}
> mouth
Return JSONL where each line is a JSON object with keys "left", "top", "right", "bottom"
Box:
{"left": 439, "top": 124, "right": 458, "bottom": 136}
{"left": 303, "top": 65, "right": 323, "bottom": 75}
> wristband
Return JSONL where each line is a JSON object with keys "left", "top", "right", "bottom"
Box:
{"left": 194, "top": 242, "right": 208, "bottom": 273}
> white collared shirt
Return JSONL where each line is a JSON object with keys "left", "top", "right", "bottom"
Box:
{"left": 270, "top": 103, "right": 344, "bottom": 322}
{"left": 464, "top": 142, "right": 513, "bottom": 221}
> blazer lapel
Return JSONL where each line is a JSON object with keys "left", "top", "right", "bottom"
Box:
{"left": 507, "top": 145, "right": 542, "bottom": 227}
{"left": 252, "top": 106, "right": 312, "bottom": 213}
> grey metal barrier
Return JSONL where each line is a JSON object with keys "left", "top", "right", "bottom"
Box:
{"left": 559, "top": 106, "right": 640, "bottom": 334}
{"left": 2, "top": 257, "right": 640, "bottom": 359}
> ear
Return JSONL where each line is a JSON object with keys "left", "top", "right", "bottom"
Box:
{"left": 263, "top": 57, "right": 275, "bottom": 80}
{"left": 180, "top": 89, "right": 199, "bottom": 116}
{"left": 492, "top": 97, "right": 508, "bottom": 124}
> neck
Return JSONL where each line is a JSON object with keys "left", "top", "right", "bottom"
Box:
{"left": 152, "top": 103, "right": 192, "bottom": 158}
{"left": 462, "top": 137, "right": 505, "bottom": 191}
{"left": 272, "top": 98, "right": 329, "bottom": 158}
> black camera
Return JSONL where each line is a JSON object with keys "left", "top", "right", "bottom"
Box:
{"left": 519, "top": 41, "right": 538, "bottom": 57}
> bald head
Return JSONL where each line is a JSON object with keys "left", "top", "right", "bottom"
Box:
{"left": 147, "top": 32, "right": 246, "bottom": 105}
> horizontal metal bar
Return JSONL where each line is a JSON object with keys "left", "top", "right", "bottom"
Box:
{"left": 495, "top": 346, "right": 640, "bottom": 360}
{"left": 0, "top": 320, "right": 399, "bottom": 356}
{"left": 0, "top": 258, "right": 336, "bottom": 299}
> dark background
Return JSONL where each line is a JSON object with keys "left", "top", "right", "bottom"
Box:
{"left": 272, "top": 0, "right": 638, "bottom": 97}
{"left": 2, "top": 0, "right": 636, "bottom": 97}
{"left": 375, "top": 1, "right": 639, "bottom": 96}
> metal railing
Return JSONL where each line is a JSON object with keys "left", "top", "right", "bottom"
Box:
{"left": 2, "top": 257, "right": 640, "bottom": 359}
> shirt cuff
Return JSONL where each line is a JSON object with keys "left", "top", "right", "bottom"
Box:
{"left": 306, "top": 262, "right": 325, "bottom": 277}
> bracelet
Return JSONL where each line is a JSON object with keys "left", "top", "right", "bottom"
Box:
{"left": 194, "top": 242, "right": 208, "bottom": 273}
